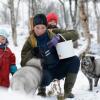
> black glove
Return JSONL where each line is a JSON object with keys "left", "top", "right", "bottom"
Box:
{"left": 31, "top": 47, "right": 42, "bottom": 58}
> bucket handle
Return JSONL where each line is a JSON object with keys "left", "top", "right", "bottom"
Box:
{"left": 58, "top": 34, "right": 66, "bottom": 41}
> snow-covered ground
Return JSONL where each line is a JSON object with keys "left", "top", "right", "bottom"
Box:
{"left": 1, "top": 25, "right": 100, "bottom": 100}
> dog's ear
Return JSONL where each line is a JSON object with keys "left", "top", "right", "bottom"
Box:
{"left": 90, "top": 56, "right": 95, "bottom": 62}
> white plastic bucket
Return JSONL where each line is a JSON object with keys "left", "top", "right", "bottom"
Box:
{"left": 56, "top": 34, "right": 75, "bottom": 59}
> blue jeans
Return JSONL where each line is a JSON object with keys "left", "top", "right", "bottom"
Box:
{"left": 40, "top": 56, "right": 80, "bottom": 87}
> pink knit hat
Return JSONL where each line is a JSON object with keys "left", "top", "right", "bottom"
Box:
{"left": 46, "top": 12, "right": 58, "bottom": 24}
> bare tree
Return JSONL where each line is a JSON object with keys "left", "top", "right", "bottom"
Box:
{"left": 15, "top": 0, "right": 21, "bottom": 24}
{"left": 28, "top": 0, "right": 36, "bottom": 17}
{"left": 0, "top": 1, "right": 10, "bottom": 24}
{"left": 28, "top": 0, "right": 30, "bottom": 17}
{"left": 8, "top": 0, "right": 17, "bottom": 46}
{"left": 69, "top": 0, "right": 78, "bottom": 29}
{"left": 27, "top": 0, "right": 37, "bottom": 32}
{"left": 0, "top": 6, "right": 10, "bottom": 24}
{"left": 28, "top": 0, "right": 47, "bottom": 15}
{"left": 58, "top": 0, "right": 69, "bottom": 28}
{"left": 46, "top": 2, "right": 56, "bottom": 14}
{"left": 85, "top": 0, "right": 89, "bottom": 20}
{"left": 79, "top": 0, "right": 91, "bottom": 51}
{"left": 58, "top": 4, "right": 66, "bottom": 28}
{"left": 93, "top": 0, "right": 100, "bottom": 43}
{"left": 0, "top": 0, "right": 21, "bottom": 46}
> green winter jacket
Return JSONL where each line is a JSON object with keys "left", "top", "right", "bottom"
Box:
{"left": 51, "top": 28, "right": 79, "bottom": 41}
{"left": 21, "top": 29, "right": 79, "bottom": 67}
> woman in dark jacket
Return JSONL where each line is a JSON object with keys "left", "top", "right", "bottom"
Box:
{"left": 21, "top": 14, "right": 80, "bottom": 99}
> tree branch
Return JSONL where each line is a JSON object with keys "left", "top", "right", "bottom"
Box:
{"left": 0, "top": 1, "right": 10, "bottom": 8}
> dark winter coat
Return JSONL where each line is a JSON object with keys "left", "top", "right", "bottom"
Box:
{"left": 0, "top": 47, "right": 16, "bottom": 87}
{"left": 21, "top": 29, "right": 79, "bottom": 67}
{"left": 21, "top": 31, "right": 80, "bottom": 86}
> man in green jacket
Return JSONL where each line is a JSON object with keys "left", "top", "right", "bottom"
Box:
{"left": 21, "top": 14, "right": 80, "bottom": 99}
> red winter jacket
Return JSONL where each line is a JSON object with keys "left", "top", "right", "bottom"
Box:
{"left": 0, "top": 47, "right": 16, "bottom": 88}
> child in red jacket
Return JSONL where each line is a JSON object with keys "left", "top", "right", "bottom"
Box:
{"left": 0, "top": 29, "right": 17, "bottom": 88}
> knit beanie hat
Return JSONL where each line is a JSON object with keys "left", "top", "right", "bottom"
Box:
{"left": 46, "top": 12, "right": 58, "bottom": 24}
{"left": 0, "top": 28, "right": 8, "bottom": 39}
{"left": 33, "top": 14, "right": 48, "bottom": 27}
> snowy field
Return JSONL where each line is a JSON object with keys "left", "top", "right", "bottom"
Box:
{"left": 0, "top": 26, "right": 100, "bottom": 100}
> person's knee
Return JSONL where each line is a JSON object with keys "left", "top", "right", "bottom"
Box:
{"left": 40, "top": 70, "right": 52, "bottom": 87}
{"left": 70, "top": 56, "right": 80, "bottom": 73}
{"left": 64, "top": 56, "right": 80, "bottom": 73}
{"left": 74, "top": 56, "right": 80, "bottom": 67}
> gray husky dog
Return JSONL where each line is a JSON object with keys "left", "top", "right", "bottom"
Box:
{"left": 10, "top": 58, "right": 42, "bottom": 94}
{"left": 81, "top": 54, "right": 100, "bottom": 91}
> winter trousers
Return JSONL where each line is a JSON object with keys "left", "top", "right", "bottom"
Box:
{"left": 40, "top": 56, "right": 80, "bottom": 87}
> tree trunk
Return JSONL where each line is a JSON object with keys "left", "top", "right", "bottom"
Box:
{"left": 28, "top": 0, "right": 31, "bottom": 18}
{"left": 15, "top": 0, "right": 21, "bottom": 24}
{"left": 79, "top": 0, "right": 91, "bottom": 52}
{"left": 58, "top": 0, "right": 69, "bottom": 28}
{"left": 69, "top": 0, "right": 78, "bottom": 29}
{"left": 28, "top": 0, "right": 36, "bottom": 31}
{"left": 3, "top": 6, "right": 9, "bottom": 24}
{"left": 8, "top": 0, "right": 17, "bottom": 46}
{"left": 93, "top": 0, "right": 100, "bottom": 43}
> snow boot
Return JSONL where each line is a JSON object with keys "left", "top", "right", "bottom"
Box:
{"left": 64, "top": 73, "right": 77, "bottom": 99}
{"left": 37, "top": 87, "right": 46, "bottom": 97}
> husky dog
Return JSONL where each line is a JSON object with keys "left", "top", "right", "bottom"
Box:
{"left": 81, "top": 55, "right": 100, "bottom": 91}
{"left": 10, "top": 58, "right": 42, "bottom": 94}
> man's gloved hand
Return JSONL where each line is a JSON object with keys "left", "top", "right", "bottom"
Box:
{"left": 47, "top": 34, "right": 61, "bottom": 48}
